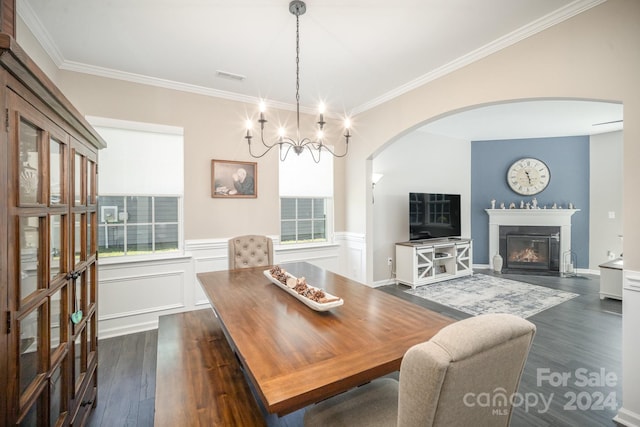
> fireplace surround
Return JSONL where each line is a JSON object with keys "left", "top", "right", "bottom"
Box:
{"left": 486, "top": 209, "right": 579, "bottom": 274}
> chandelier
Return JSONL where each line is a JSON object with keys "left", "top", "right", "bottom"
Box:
{"left": 244, "top": 0, "right": 351, "bottom": 163}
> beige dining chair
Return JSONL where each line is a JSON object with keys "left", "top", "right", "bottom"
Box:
{"left": 228, "top": 235, "right": 274, "bottom": 269}
{"left": 304, "top": 313, "right": 536, "bottom": 427}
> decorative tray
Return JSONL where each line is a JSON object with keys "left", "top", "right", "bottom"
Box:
{"left": 263, "top": 267, "right": 344, "bottom": 311}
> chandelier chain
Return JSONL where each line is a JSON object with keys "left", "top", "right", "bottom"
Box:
{"left": 295, "top": 10, "right": 301, "bottom": 133}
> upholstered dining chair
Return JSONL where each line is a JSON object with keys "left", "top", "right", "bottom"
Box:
{"left": 304, "top": 313, "right": 536, "bottom": 427}
{"left": 228, "top": 235, "right": 274, "bottom": 269}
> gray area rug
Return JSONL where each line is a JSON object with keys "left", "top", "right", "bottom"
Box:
{"left": 405, "top": 274, "right": 579, "bottom": 318}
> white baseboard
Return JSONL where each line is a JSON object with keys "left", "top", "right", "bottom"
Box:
{"left": 372, "top": 278, "right": 396, "bottom": 288}
{"left": 614, "top": 407, "right": 640, "bottom": 427}
{"left": 98, "top": 319, "right": 158, "bottom": 340}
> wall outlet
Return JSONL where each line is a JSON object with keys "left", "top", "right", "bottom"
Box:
{"left": 387, "top": 257, "right": 393, "bottom": 266}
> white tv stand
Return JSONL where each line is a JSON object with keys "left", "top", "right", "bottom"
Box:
{"left": 395, "top": 238, "right": 473, "bottom": 289}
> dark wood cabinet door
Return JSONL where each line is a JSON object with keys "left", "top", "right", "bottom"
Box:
{"left": 4, "top": 88, "right": 98, "bottom": 427}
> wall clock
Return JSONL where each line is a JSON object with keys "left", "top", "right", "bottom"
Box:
{"left": 507, "top": 157, "right": 550, "bottom": 195}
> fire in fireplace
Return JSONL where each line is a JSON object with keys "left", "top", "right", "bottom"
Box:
{"left": 507, "top": 235, "right": 551, "bottom": 270}
{"left": 499, "top": 225, "right": 561, "bottom": 273}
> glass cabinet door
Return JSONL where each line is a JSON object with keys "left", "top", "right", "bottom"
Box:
{"left": 3, "top": 55, "right": 103, "bottom": 427}
{"left": 8, "top": 99, "right": 73, "bottom": 426}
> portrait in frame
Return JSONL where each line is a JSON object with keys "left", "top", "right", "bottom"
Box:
{"left": 211, "top": 159, "right": 257, "bottom": 198}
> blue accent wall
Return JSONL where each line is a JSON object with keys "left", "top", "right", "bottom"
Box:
{"left": 471, "top": 136, "right": 590, "bottom": 268}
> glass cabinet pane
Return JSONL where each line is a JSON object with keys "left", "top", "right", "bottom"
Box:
{"left": 74, "top": 153, "right": 82, "bottom": 206}
{"left": 50, "top": 214, "right": 63, "bottom": 280}
{"left": 73, "top": 332, "right": 84, "bottom": 391}
{"left": 50, "top": 363, "right": 64, "bottom": 427}
{"left": 87, "top": 265, "right": 95, "bottom": 307}
{"left": 19, "top": 398, "right": 39, "bottom": 427}
{"left": 87, "top": 213, "right": 93, "bottom": 257}
{"left": 20, "top": 307, "right": 42, "bottom": 395}
{"left": 20, "top": 216, "right": 41, "bottom": 301}
{"left": 50, "top": 288, "right": 63, "bottom": 355}
{"left": 74, "top": 214, "right": 82, "bottom": 264}
{"left": 19, "top": 120, "right": 41, "bottom": 205}
{"left": 87, "top": 160, "right": 94, "bottom": 204}
{"left": 86, "top": 314, "right": 94, "bottom": 357}
{"left": 50, "top": 138, "right": 63, "bottom": 205}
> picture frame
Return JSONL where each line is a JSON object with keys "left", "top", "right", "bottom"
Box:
{"left": 211, "top": 159, "right": 257, "bottom": 198}
{"left": 438, "top": 265, "right": 447, "bottom": 274}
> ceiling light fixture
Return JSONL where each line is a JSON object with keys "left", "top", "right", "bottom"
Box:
{"left": 244, "top": 0, "right": 351, "bottom": 163}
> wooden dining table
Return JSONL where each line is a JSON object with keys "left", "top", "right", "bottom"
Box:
{"left": 197, "top": 262, "right": 455, "bottom": 416}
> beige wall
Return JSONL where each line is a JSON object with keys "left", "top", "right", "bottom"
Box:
{"left": 50, "top": 72, "right": 346, "bottom": 240}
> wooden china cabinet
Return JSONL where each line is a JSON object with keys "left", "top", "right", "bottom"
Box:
{"left": 0, "top": 18, "right": 106, "bottom": 427}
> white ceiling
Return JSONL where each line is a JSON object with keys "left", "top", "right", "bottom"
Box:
{"left": 19, "top": 0, "right": 622, "bottom": 139}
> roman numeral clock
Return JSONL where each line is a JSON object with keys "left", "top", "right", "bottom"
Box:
{"left": 507, "top": 157, "right": 550, "bottom": 195}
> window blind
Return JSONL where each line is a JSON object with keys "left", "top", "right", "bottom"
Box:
{"left": 279, "top": 147, "right": 333, "bottom": 197}
{"left": 88, "top": 117, "right": 184, "bottom": 195}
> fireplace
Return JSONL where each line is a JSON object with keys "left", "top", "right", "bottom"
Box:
{"left": 500, "top": 226, "right": 560, "bottom": 273}
{"left": 486, "top": 208, "right": 579, "bottom": 274}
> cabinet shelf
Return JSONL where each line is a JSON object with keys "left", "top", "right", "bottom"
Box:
{"left": 396, "top": 239, "right": 473, "bottom": 289}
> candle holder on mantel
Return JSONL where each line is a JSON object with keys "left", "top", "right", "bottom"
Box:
{"left": 563, "top": 250, "right": 578, "bottom": 277}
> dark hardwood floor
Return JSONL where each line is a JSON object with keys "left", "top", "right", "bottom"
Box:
{"left": 87, "top": 270, "right": 621, "bottom": 426}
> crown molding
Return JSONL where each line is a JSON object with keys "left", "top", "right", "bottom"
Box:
{"left": 17, "top": 0, "right": 64, "bottom": 66}
{"left": 18, "top": 0, "right": 605, "bottom": 117}
{"left": 351, "top": 0, "right": 606, "bottom": 115}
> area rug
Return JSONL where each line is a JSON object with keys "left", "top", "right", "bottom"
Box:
{"left": 405, "top": 274, "right": 579, "bottom": 318}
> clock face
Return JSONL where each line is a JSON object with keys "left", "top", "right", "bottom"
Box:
{"left": 507, "top": 158, "right": 550, "bottom": 195}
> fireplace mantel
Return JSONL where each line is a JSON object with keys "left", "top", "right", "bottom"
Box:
{"left": 486, "top": 209, "right": 580, "bottom": 273}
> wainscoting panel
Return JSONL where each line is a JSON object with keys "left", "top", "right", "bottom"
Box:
{"left": 99, "top": 271, "right": 186, "bottom": 318}
{"left": 335, "top": 232, "right": 366, "bottom": 283}
{"left": 98, "top": 255, "right": 193, "bottom": 338}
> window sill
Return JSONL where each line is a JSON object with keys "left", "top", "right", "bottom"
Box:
{"left": 98, "top": 252, "right": 191, "bottom": 266}
{"left": 275, "top": 241, "right": 340, "bottom": 252}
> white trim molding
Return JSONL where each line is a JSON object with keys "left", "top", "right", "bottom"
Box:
{"left": 616, "top": 270, "right": 640, "bottom": 427}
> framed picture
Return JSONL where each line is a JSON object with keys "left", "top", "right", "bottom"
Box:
{"left": 211, "top": 159, "right": 257, "bottom": 198}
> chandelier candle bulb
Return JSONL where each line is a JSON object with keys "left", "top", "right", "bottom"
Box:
{"left": 259, "top": 101, "right": 266, "bottom": 122}
{"left": 318, "top": 103, "right": 326, "bottom": 127}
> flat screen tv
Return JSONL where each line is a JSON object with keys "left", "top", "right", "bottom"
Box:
{"left": 409, "top": 193, "right": 461, "bottom": 241}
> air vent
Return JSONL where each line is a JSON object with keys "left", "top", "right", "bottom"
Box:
{"left": 216, "top": 70, "right": 246, "bottom": 81}
{"left": 593, "top": 119, "right": 623, "bottom": 126}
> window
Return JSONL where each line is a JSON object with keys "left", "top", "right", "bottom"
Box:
{"left": 88, "top": 117, "right": 184, "bottom": 258}
{"left": 281, "top": 198, "right": 327, "bottom": 243}
{"left": 279, "top": 148, "right": 333, "bottom": 244}
{"left": 98, "top": 195, "right": 180, "bottom": 256}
